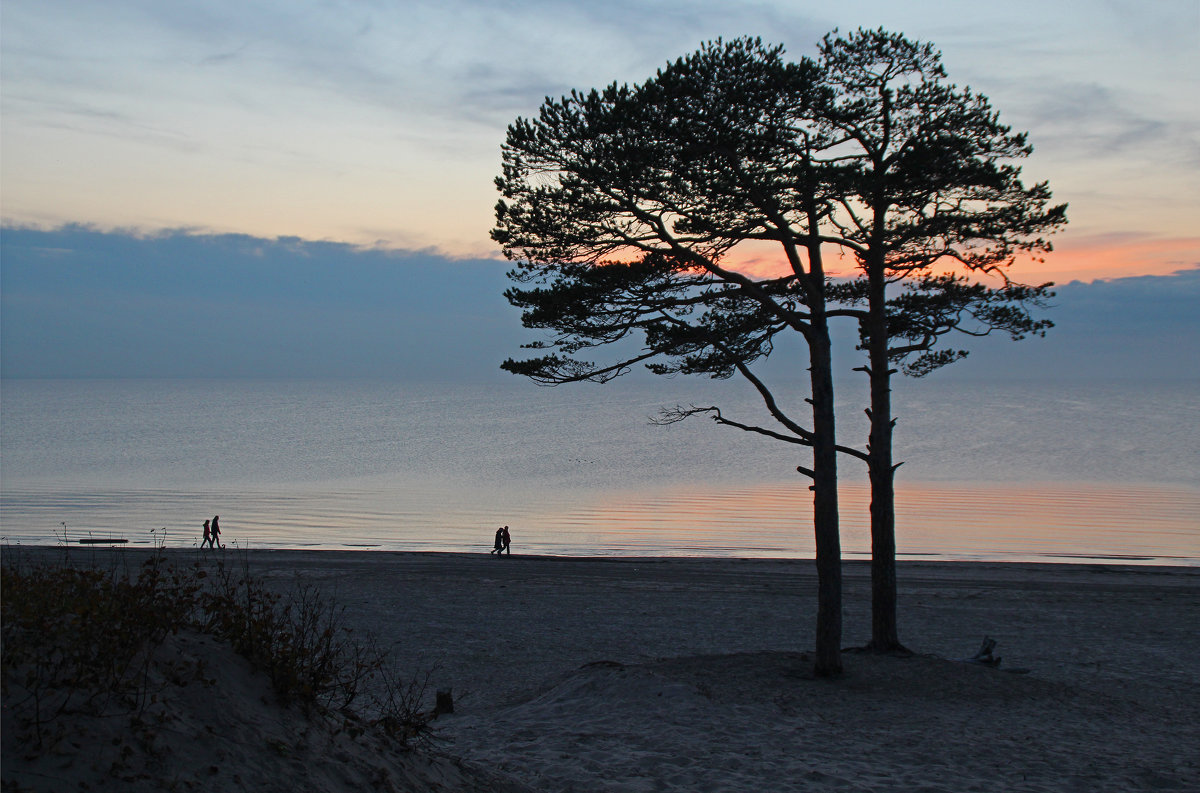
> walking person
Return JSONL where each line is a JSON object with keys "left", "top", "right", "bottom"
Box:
{"left": 202, "top": 519, "right": 212, "bottom": 549}
{"left": 491, "top": 526, "right": 504, "bottom": 555}
{"left": 500, "top": 525, "right": 511, "bottom": 556}
{"left": 210, "top": 515, "right": 222, "bottom": 549}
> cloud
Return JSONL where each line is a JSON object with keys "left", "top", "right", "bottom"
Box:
{"left": 0, "top": 226, "right": 524, "bottom": 380}
{"left": 1023, "top": 82, "right": 1199, "bottom": 169}
{"left": 2, "top": 226, "right": 1196, "bottom": 383}
{"left": 933, "top": 266, "right": 1200, "bottom": 382}
{"left": 5, "top": 1, "right": 1194, "bottom": 259}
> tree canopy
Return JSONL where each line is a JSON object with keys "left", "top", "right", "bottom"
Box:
{"left": 495, "top": 37, "right": 849, "bottom": 675}
{"left": 493, "top": 30, "right": 1065, "bottom": 672}
{"left": 813, "top": 29, "right": 1067, "bottom": 650}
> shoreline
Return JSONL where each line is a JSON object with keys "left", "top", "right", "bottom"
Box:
{"left": 6, "top": 543, "right": 1198, "bottom": 568}
{"left": 4, "top": 477, "right": 1197, "bottom": 565}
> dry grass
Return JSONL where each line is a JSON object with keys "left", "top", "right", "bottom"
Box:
{"left": 1, "top": 547, "right": 437, "bottom": 753}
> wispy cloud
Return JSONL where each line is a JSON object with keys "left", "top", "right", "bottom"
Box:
{"left": 2, "top": 1, "right": 1196, "bottom": 259}
{"left": 1024, "top": 82, "right": 1199, "bottom": 167}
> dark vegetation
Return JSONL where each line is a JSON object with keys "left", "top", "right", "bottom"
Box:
{"left": 0, "top": 547, "right": 438, "bottom": 754}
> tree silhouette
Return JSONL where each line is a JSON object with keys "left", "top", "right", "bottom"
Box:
{"left": 815, "top": 29, "right": 1067, "bottom": 651}
{"left": 493, "top": 30, "right": 1066, "bottom": 672}
{"left": 494, "top": 39, "right": 849, "bottom": 675}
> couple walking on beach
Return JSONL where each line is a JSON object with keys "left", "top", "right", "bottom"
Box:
{"left": 201, "top": 515, "right": 223, "bottom": 549}
{"left": 491, "top": 525, "right": 511, "bottom": 556}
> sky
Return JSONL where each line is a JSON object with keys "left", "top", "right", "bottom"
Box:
{"left": 1, "top": 0, "right": 1198, "bottom": 381}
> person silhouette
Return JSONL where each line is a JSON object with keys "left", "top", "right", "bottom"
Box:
{"left": 210, "top": 515, "right": 222, "bottom": 549}
{"left": 491, "top": 527, "right": 504, "bottom": 555}
{"left": 202, "top": 519, "right": 212, "bottom": 548}
{"left": 500, "top": 525, "right": 511, "bottom": 555}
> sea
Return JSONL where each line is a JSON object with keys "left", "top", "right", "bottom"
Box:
{"left": 1, "top": 377, "right": 1197, "bottom": 565}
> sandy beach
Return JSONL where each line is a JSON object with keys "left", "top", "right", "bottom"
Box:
{"left": 4, "top": 547, "right": 1199, "bottom": 791}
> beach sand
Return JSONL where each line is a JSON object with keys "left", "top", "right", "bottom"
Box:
{"left": 4, "top": 548, "right": 1199, "bottom": 791}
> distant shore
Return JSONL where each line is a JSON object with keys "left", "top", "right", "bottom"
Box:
{"left": 7, "top": 547, "right": 1199, "bottom": 791}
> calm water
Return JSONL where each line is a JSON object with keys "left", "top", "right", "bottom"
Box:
{"left": 1, "top": 378, "right": 1197, "bottom": 564}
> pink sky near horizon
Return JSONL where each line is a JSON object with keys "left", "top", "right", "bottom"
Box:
{"left": 1016, "top": 235, "right": 1200, "bottom": 284}
{"left": 718, "top": 234, "right": 1199, "bottom": 285}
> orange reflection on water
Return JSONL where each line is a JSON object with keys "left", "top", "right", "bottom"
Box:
{"left": 890, "top": 482, "right": 1200, "bottom": 562}
{"left": 522, "top": 480, "right": 1200, "bottom": 563}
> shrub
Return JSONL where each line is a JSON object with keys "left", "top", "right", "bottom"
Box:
{"left": 1, "top": 549, "right": 437, "bottom": 751}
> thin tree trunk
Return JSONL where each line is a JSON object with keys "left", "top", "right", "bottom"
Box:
{"left": 799, "top": 205, "right": 843, "bottom": 677}
{"left": 808, "top": 318, "right": 843, "bottom": 676}
{"left": 865, "top": 263, "right": 901, "bottom": 651}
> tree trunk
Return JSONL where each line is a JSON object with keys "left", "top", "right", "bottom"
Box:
{"left": 865, "top": 263, "right": 902, "bottom": 652}
{"left": 808, "top": 319, "right": 843, "bottom": 676}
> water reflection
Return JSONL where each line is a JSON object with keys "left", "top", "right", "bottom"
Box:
{"left": 3, "top": 480, "right": 1196, "bottom": 565}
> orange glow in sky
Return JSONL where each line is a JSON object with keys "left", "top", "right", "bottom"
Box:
{"left": 716, "top": 234, "right": 1198, "bottom": 285}
{"left": 1010, "top": 235, "right": 1200, "bottom": 284}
